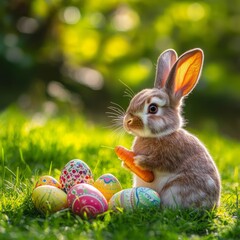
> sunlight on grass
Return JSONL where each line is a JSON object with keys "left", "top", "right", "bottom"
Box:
{"left": 0, "top": 108, "right": 240, "bottom": 240}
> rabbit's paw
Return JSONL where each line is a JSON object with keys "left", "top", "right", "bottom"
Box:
{"left": 133, "top": 155, "right": 150, "bottom": 170}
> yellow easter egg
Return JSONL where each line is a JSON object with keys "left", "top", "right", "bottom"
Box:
{"left": 94, "top": 173, "right": 122, "bottom": 201}
{"left": 32, "top": 185, "right": 68, "bottom": 214}
{"left": 35, "top": 175, "right": 61, "bottom": 189}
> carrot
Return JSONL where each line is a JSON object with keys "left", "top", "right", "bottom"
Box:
{"left": 114, "top": 146, "right": 154, "bottom": 183}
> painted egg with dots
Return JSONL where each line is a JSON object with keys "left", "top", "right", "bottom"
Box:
{"left": 67, "top": 183, "right": 108, "bottom": 218}
{"left": 109, "top": 187, "right": 161, "bottom": 211}
{"left": 32, "top": 185, "right": 68, "bottom": 214}
{"left": 35, "top": 175, "right": 61, "bottom": 189}
{"left": 60, "top": 159, "right": 94, "bottom": 193}
{"left": 93, "top": 173, "right": 122, "bottom": 201}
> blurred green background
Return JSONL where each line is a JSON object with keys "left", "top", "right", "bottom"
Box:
{"left": 1, "top": 0, "right": 240, "bottom": 139}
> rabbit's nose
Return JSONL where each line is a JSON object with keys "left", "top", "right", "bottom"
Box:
{"left": 124, "top": 114, "right": 134, "bottom": 129}
{"left": 127, "top": 118, "right": 133, "bottom": 126}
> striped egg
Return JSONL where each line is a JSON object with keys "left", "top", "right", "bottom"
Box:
{"left": 109, "top": 187, "right": 161, "bottom": 211}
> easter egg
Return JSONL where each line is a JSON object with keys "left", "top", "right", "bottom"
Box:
{"left": 60, "top": 159, "right": 94, "bottom": 193}
{"left": 32, "top": 185, "right": 68, "bottom": 214}
{"left": 93, "top": 173, "right": 122, "bottom": 201}
{"left": 35, "top": 175, "right": 61, "bottom": 189}
{"left": 109, "top": 187, "right": 160, "bottom": 211}
{"left": 67, "top": 183, "right": 108, "bottom": 218}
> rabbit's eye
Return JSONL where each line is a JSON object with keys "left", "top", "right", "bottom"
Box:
{"left": 148, "top": 103, "right": 158, "bottom": 114}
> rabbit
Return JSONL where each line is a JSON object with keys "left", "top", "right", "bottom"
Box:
{"left": 122, "top": 48, "right": 221, "bottom": 208}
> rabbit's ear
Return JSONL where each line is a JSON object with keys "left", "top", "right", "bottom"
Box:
{"left": 154, "top": 49, "right": 178, "bottom": 89}
{"left": 166, "top": 48, "right": 204, "bottom": 100}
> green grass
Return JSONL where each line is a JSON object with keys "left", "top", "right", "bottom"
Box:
{"left": 1, "top": 107, "right": 240, "bottom": 240}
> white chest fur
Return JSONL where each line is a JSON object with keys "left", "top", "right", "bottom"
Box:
{"left": 133, "top": 170, "right": 178, "bottom": 193}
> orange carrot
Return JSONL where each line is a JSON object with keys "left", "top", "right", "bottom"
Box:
{"left": 114, "top": 146, "right": 154, "bottom": 183}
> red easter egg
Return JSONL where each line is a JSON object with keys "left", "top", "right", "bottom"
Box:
{"left": 67, "top": 183, "right": 108, "bottom": 218}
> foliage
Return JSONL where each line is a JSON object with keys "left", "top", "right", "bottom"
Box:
{"left": 1, "top": 108, "right": 240, "bottom": 239}
{"left": 1, "top": 0, "right": 240, "bottom": 113}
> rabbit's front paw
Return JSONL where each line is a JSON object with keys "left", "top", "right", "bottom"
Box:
{"left": 133, "top": 155, "right": 149, "bottom": 170}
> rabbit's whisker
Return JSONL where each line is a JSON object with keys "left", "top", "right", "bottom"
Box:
{"left": 107, "top": 108, "right": 124, "bottom": 116}
{"left": 106, "top": 101, "right": 125, "bottom": 134}
{"left": 106, "top": 112, "right": 124, "bottom": 118}
{"left": 119, "top": 80, "right": 135, "bottom": 98}
{"left": 109, "top": 102, "right": 125, "bottom": 112}
{"left": 124, "top": 88, "right": 134, "bottom": 99}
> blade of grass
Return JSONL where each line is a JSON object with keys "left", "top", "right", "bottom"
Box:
{"left": 19, "top": 148, "right": 32, "bottom": 174}
{"left": 15, "top": 166, "right": 19, "bottom": 189}
{"left": 1, "top": 147, "right": 5, "bottom": 193}
{"left": 48, "top": 161, "right": 53, "bottom": 176}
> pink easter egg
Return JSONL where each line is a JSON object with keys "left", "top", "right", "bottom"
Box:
{"left": 60, "top": 159, "right": 94, "bottom": 193}
{"left": 67, "top": 183, "right": 108, "bottom": 218}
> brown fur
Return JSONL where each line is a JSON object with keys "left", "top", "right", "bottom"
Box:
{"left": 132, "top": 130, "right": 220, "bottom": 207}
{"left": 121, "top": 49, "right": 221, "bottom": 208}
